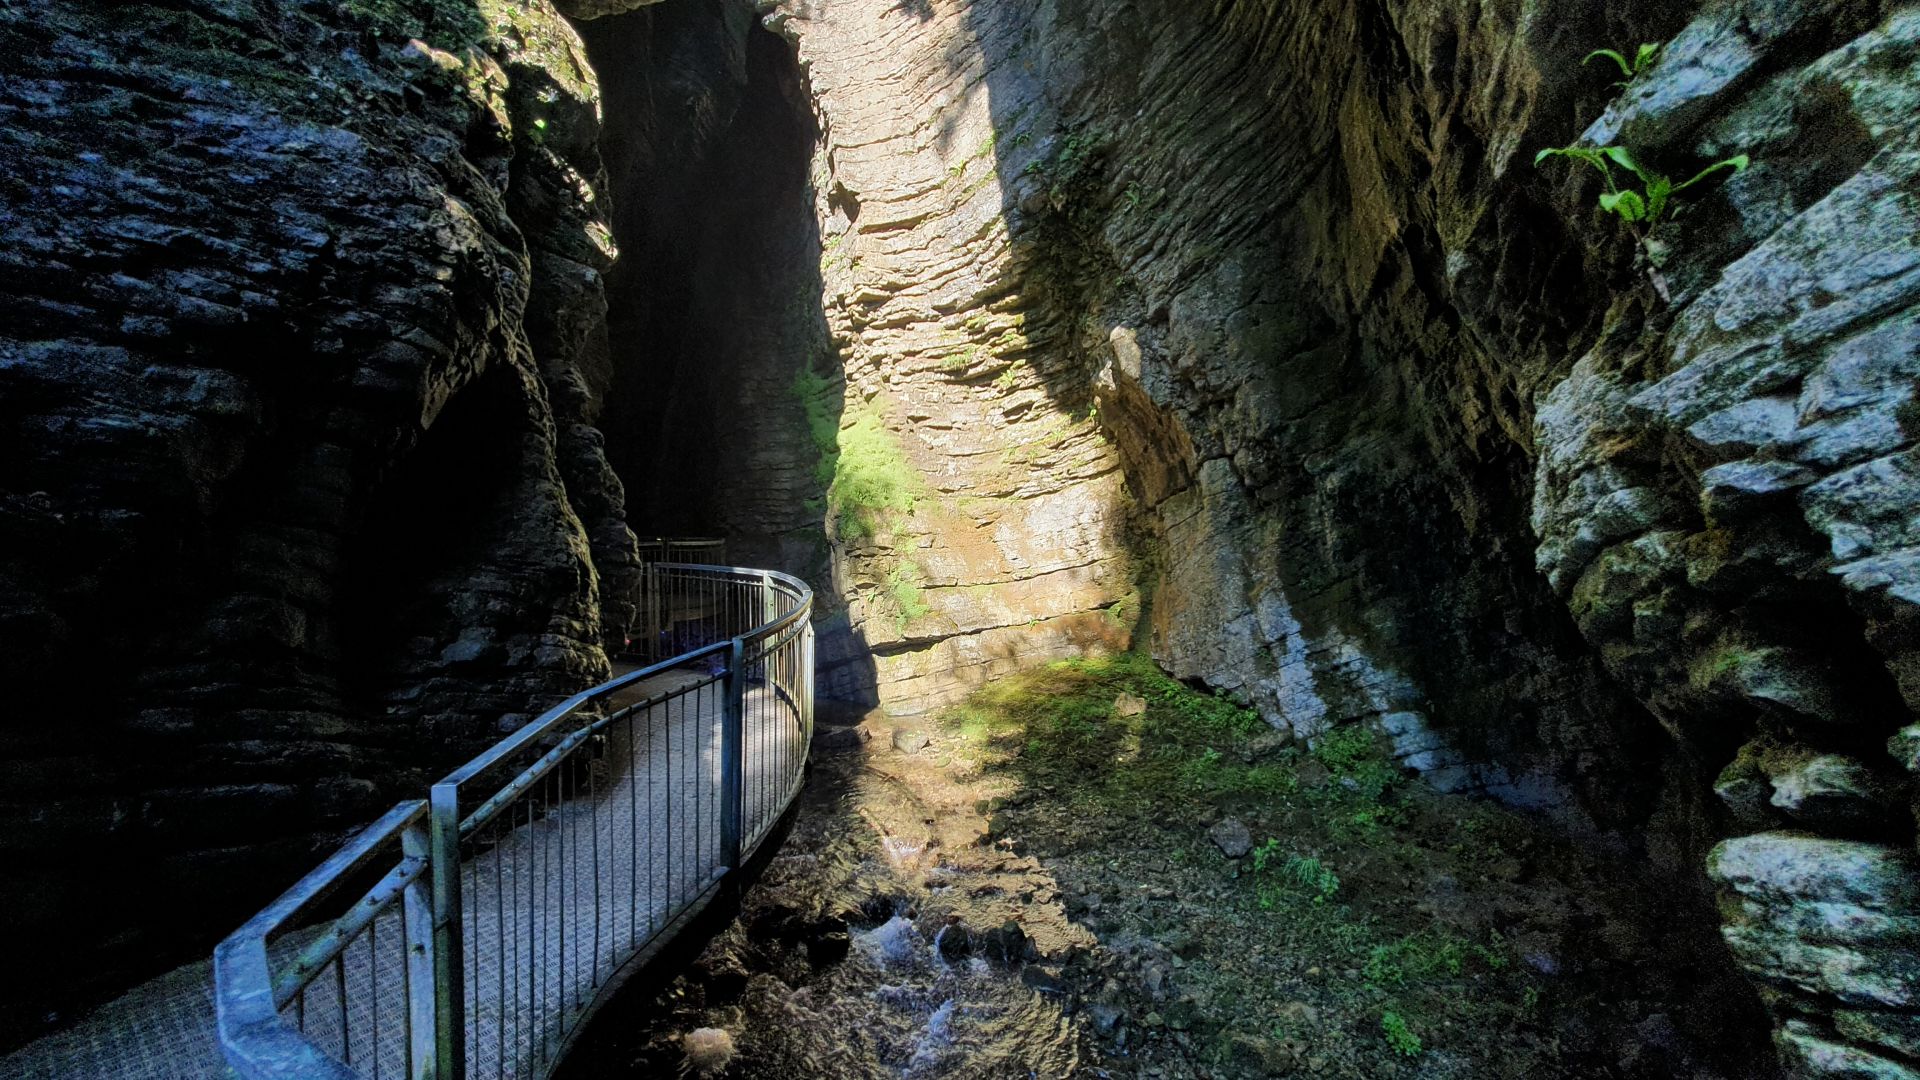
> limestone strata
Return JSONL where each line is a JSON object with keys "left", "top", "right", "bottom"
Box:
{"left": 767, "top": 0, "right": 1920, "bottom": 1068}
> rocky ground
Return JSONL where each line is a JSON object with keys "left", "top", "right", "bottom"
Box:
{"left": 563, "top": 654, "right": 1774, "bottom": 1079}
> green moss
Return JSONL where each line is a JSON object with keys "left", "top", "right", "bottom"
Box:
{"left": 1689, "top": 643, "right": 1769, "bottom": 692}
{"left": 933, "top": 645, "right": 1565, "bottom": 1070}
{"left": 885, "top": 561, "right": 932, "bottom": 630}
{"left": 939, "top": 653, "right": 1272, "bottom": 802}
{"left": 1104, "top": 587, "right": 1141, "bottom": 635}
{"left": 831, "top": 409, "right": 920, "bottom": 540}
{"left": 943, "top": 344, "right": 982, "bottom": 371}
{"left": 793, "top": 368, "right": 921, "bottom": 541}
{"left": 1312, "top": 724, "right": 1400, "bottom": 801}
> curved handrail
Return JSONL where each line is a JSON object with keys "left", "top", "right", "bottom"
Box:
{"left": 634, "top": 537, "right": 727, "bottom": 564}
{"left": 214, "top": 563, "right": 814, "bottom": 1080}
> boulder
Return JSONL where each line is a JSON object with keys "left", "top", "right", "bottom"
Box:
{"left": 1207, "top": 818, "right": 1254, "bottom": 859}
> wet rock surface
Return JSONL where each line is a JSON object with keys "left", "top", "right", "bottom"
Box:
{"left": 564, "top": 657, "right": 1774, "bottom": 1079}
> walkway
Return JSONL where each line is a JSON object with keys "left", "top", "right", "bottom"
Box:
{"left": 3, "top": 563, "right": 813, "bottom": 1079}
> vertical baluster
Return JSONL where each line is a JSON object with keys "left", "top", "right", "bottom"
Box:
{"left": 336, "top": 953, "right": 349, "bottom": 1068}
{"left": 591, "top": 733, "right": 602, "bottom": 992}
{"left": 369, "top": 917, "right": 380, "bottom": 1080}
{"left": 501, "top": 816, "right": 512, "bottom": 1075}
{"left": 722, "top": 637, "right": 745, "bottom": 873}
{"left": 634, "top": 707, "right": 644, "bottom": 943}
{"left": 523, "top": 792, "right": 535, "bottom": 1076}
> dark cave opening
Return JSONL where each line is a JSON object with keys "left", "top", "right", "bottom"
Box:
{"left": 577, "top": 3, "right": 830, "bottom": 575}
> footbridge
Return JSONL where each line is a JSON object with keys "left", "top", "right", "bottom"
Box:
{"left": 2, "top": 555, "right": 814, "bottom": 1079}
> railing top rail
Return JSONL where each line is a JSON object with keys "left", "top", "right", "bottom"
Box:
{"left": 433, "top": 638, "right": 732, "bottom": 792}
{"left": 223, "top": 800, "right": 428, "bottom": 946}
{"left": 436, "top": 564, "right": 811, "bottom": 794}
{"left": 213, "top": 801, "right": 428, "bottom": 1080}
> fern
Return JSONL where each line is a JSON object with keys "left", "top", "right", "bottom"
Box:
{"left": 1535, "top": 144, "right": 1749, "bottom": 225}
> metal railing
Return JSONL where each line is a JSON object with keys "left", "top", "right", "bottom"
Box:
{"left": 214, "top": 564, "right": 813, "bottom": 1080}
{"left": 634, "top": 537, "right": 726, "bottom": 565}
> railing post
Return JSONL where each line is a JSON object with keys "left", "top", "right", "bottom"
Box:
{"left": 721, "top": 637, "right": 746, "bottom": 871}
{"left": 428, "top": 783, "right": 465, "bottom": 1079}
{"left": 803, "top": 619, "right": 816, "bottom": 744}
{"left": 401, "top": 818, "right": 437, "bottom": 1080}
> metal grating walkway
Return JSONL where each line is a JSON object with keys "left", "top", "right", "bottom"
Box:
{"left": 0, "top": 665, "right": 805, "bottom": 1080}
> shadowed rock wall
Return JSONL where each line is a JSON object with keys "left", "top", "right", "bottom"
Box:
{"left": 0, "top": 0, "right": 639, "bottom": 1039}
{"left": 579, "top": 2, "right": 831, "bottom": 576}
{"left": 1, "top": 0, "right": 1915, "bottom": 1071}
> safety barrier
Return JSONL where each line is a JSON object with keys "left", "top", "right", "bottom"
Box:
{"left": 213, "top": 564, "right": 813, "bottom": 1079}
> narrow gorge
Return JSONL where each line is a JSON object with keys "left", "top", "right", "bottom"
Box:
{"left": 0, "top": 0, "right": 1916, "bottom": 1077}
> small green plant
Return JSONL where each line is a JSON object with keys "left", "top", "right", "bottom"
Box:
{"left": 1311, "top": 725, "right": 1401, "bottom": 802}
{"left": 1534, "top": 144, "right": 1750, "bottom": 224}
{"left": 1179, "top": 746, "right": 1226, "bottom": 792}
{"left": 885, "top": 561, "right": 932, "bottom": 629}
{"left": 943, "top": 345, "right": 981, "bottom": 371}
{"left": 1381, "top": 1011, "right": 1423, "bottom": 1057}
{"left": 1365, "top": 930, "right": 1507, "bottom": 989}
{"left": 1585, "top": 42, "right": 1661, "bottom": 85}
{"left": 1283, "top": 855, "right": 1340, "bottom": 902}
{"left": 1249, "top": 841, "right": 1340, "bottom": 906}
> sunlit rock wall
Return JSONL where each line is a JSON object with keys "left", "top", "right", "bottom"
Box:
{"left": 764, "top": 0, "right": 1920, "bottom": 1072}
{"left": 762, "top": 0, "right": 1139, "bottom": 711}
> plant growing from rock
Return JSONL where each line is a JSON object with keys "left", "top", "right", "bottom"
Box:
{"left": 1537, "top": 36, "right": 1750, "bottom": 233}
{"left": 1585, "top": 42, "right": 1661, "bottom": 86}
{"left": 1534, "top": 144, "right": 1750, "bottom": 225}
{"left": 885, "top": 561, "right": 932, "bottom": 630}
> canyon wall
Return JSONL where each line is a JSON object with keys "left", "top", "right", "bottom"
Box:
{"left": 0, "top": 0, "right": 1915, "bottom": 1072}
{"left": 0, "top": 0, "right": 640, "bottom": 1037}
{"left": 762, "top": 0, "right": 1920, "bottom": 1073}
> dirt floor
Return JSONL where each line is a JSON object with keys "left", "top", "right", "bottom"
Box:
{"left": 563, "top": 653, "right": 1775, "bottom": 1079}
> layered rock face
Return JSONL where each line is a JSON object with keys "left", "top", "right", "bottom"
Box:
{"left": 575, "top": 2, "right": 830, "bottom": 576}
{"left": 760, "top": 0, "right": 1920, "bottom": 1072}
{"left": 0, "top": 0, "right": 639, "bottom": 1036}
{"left": 1, "top": 0, "right": 1915, "bottom": 1072}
